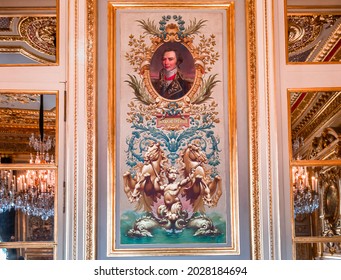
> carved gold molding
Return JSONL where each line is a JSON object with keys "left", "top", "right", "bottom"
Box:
{"left": 71, "top": 0, "right": 97, "bottom": 260}
{"left": 85, "top": 0, "right": 97, "bottom": 261}
{"left": 315, "top": 23, "right": 341, "bottom": 62}
{"left": 246, "top": 0, "right": 261, "bottom": 260}
{"left": 69, "top": 0, "right": 98, "bottom": 260}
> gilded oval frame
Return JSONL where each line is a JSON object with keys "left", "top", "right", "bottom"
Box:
{"left": 141, "top": 40, "right": 204, "bottom": 102}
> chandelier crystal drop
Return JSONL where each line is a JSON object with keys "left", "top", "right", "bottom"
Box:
{"left": 292, "top": 166, "right": 319, "bottom": 217}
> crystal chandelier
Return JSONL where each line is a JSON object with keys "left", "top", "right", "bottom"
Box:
{"left": 0, "top": 95, "right": 55, "bottom": 220}
{"left": 292, "top": 166, "right": 319, "bottom": 217}
{"left": 29, "top": 133, "right": 55, "bottom": 164}
{"left": 0, "top": 169, "right": 55, "bottom": 221}
{"left": 28, "top": 94, "right": 55, "bottom": 164}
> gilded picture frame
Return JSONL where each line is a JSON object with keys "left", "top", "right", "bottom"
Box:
{"left": 108, "top": 0, "right": 239, "bottom": 256}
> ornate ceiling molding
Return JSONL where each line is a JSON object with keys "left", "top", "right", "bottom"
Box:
{"left": 19, "top": 17, "right": 56, "bottom": 56}
{"left": 287, "top": 12, "right": 341, "bottom": 63}
{"left": 314, "top": 23, "right": 341, "bottom": 62}
{"left": 288, "top": 15, "right": 323, "bottom": 53}
{"left": 307, "top": 127, "right": 341, "bottom": 160}
{"left": 0, "top": 108, "right": 55, "bottom": 129}
{"left": 291, "top": 91, "right": 341, "bottom": 141}
{"left": 0, "top": 16, "right": 56, "bottom": 64}
{"left": 0, "top": 107, "right": 56, "bottom": 157}
{"left": 0, "top": 93, "right": 40, "bottom": 105}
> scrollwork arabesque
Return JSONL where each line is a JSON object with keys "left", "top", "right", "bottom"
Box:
{"left": 123, "top": 15, "right": 224, "bottom": 238}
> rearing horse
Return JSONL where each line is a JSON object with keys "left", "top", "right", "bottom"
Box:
{"left": 123, "top": 142, "right": 167, "bottom": 211}
{"left": 180, "top": 143, "right": 222, "bottom": 212}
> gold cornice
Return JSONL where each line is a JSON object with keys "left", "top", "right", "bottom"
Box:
{"left": 246, "top": 0, "right": 261, "bottom": 260}
{"left": 314, "top": 23, "right": 341, "bottom": 62}
{"left": 291, "top": 91, "right": 318, "bottom": 126}
{"left": 285, "top": 1, "right": 341, "bottom": 64}
{"left": 0, "top": 108, "right": 55, "bottom": 129}
{"left": 291, "top": 90, "right": 341, "bottom": 140}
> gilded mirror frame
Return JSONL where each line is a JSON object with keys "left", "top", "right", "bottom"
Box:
{"left": 0, "top": 90, "right": 59, "bottom": 260}
{"left": 287, "top": 87, "right": 341, "bottom": 259}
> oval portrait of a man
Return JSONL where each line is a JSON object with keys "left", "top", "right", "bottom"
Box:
{"left": 150, "top": 42, "right": 195, "bottom": 100}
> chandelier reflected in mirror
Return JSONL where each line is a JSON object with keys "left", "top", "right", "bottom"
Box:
{"left": 0, "top": 169, "right": 55, "bottom": 221}
{"left": 0, "top": 94, "right": 55, "bottom": 220}
{"left": 29, "top": 133, "right": 55, "bottom": 164}
{"left": 292, "top": 166, "right": 319, "bottom": 217}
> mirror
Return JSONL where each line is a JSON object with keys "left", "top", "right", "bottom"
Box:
{"left": 0, "top": 91, "right": 57, "bottom": 257}
{"left": 292, "top": 165, "right": 341, "bottom": 239}
{"left": 0, "top": 205, "right": 54, "bottom": 242}
{"left": 286, "top": 0, "right": 341, "bottom": 63}
{"left": 289, "top": 89, "right": 341, "bottom": 160}
{"left": 292, "top": 165, "right": 341, "bottom": 259}
{"left": 289, "top": 87, "right": 341, "bottom": 260}
{"left": 0, "top": 91, "right": 57, "bottom": 164}
{"left": 0, "top": 0, "right": 57, "bottom": 65}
